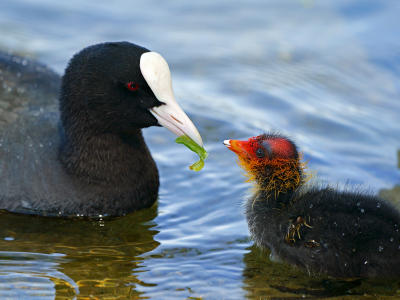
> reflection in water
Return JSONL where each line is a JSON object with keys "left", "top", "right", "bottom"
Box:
{"left": 0, "top": 252, "right": 78, "bottom": 299}
{"left": 0, "top": 204, "right": 159, "bottom": 298}
{"left": 242, "top": 244, "right": 400, "bottom": 299}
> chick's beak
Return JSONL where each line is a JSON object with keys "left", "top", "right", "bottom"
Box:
{"left": 224, "top": 139, "right": 252, "bottom": 157}
{"left": 140, "top": 52, "right": 203, "bottom": 147}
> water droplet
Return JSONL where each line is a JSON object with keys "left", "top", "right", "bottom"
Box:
{"left": 390, "top": 238, "right": 394, "bottom": 242}
{"left": 364, "top": 261, "right": 368, "bottom": 264}
{"left": 360, "top": 209, "right": 364, "bottom": 213}
{"left": 22, "top": 60, "right": 28, "bottom": 66}
{"left": 334, "top": 222, "right": 337, "bottom": 226}
{"left": 39, "top": 143, "right": 43, "bottom": 148}
{"left": 379, "top": 246, "right": 383, "bottom": 251}
{"left": 16, "top": 72, "right": 21, "bottom": 78}
{"left": 352, "top": 249, "right": 356, "bottom": 252}
{"left": 377, "top": 203, "right": 381, "bottom": 208}
{"left": 354, "top": 223, "right": 358, "bottom": 227}
{"left": 309, "top": 204, "right": 313, "bottom": 208}
{"left": 357, "top": 202, "right": 361, "bottom": 206}
{"left": 4, "top": 237, "right": 14, "bottom": 241}
{"left": 344, "top": 263, "right": 347, "bottom": 267}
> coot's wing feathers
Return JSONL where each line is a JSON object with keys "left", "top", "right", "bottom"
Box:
{"left": 0, "top": 51, "right": 60, "bottom": 108}
{"left": 0, "top": 52, "right": 74, "bottom": 214}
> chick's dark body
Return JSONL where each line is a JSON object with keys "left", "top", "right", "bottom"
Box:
{"left": 247, "top": 186, "right": 400, "bottom": 278}
{"left": 227, "top": 133, "right": 400, "bottom": 278}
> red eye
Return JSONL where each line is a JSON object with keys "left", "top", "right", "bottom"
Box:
{"left": 126, "top": 82, "right": 139, "bottom": 91}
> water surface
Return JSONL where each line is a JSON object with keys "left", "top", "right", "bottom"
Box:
{"left": 0, "top": 0, "right": 400, "bottom": 299}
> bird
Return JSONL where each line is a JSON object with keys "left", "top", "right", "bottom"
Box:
{"left": 224, "top": 132, "right": 400, "bottom": 278}
{"left": 0, "top": 41, "right": 203, "bottom": 217}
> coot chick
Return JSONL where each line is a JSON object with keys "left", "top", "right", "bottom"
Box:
{"left": 225, "top": 133, "right": 400, "bottom": 278}
{"left": 0, "top": 42, "right": 203, "bottom": 217}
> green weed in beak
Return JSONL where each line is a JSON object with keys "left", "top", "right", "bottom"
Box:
{"left": 175, "top": 135, "right": 208, "bottom": 171}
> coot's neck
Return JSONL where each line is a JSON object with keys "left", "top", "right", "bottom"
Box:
{"left": 59, "top": 124, "right": 156, "bottom": 185}
{"left": 58, "top": 94, "right": 158, "bottom": 186}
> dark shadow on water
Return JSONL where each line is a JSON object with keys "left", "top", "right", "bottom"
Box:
{"left": 269, "top": 279, "right": 363, "bottom": 299}
{"left": 0, "top": 203, "right": 160, "bottom": 299}
{"left": 242, "top": 244, "right": 400, "bottom": 299}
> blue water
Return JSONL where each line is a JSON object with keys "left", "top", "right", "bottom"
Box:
{"left": 0, "top": 0, "right": 400, "bottom": 298}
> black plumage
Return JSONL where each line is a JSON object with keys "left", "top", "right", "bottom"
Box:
{"left": 0, "top": 42, "right": 201, "bottom": 216}
{"left": 225, "top": 133, "right": 400, "bottom": 278}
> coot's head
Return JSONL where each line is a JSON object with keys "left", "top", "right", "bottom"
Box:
{"left": 224, "top": 133, "right": 305, "bottom": 193}
{"left": 59, "top": 41, "right": 202, "bottom": 146}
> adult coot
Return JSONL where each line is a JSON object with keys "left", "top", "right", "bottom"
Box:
{"left": 0, "top": 42, "right": 203, "bottom": 217}
{"left": 224, "top": 133, "right": 400, "bottom": 278}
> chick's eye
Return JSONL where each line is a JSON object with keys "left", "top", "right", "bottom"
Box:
{"left": 126, "top": 82, "right": 139, "bottom": 91}
{"left": 256, "top": 148, "right": 264, "bottom": 158}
